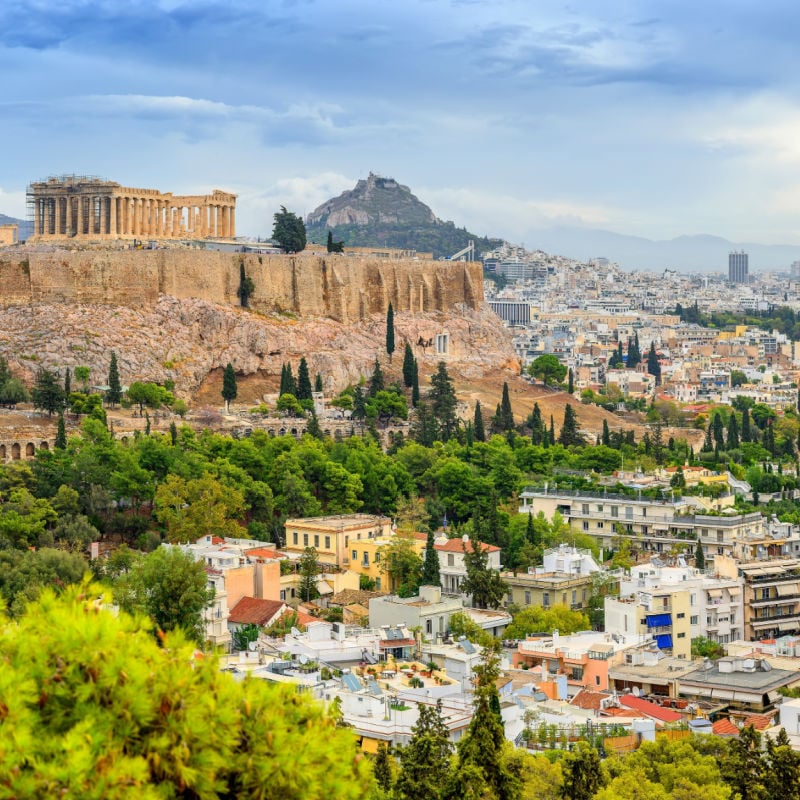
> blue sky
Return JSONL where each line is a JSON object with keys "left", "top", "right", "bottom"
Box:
{"left": 3, "top": 0, "right": 800, "bottom": 246}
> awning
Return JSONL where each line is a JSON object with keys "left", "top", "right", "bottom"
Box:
{"left": 707, "top": 589, "right": 723, "bottom": 599}
{"left": 777, "top": 584, "right": 798, "bottom": 597}
{"left": 646, "top": 613, "right": 672, "bottom": 628}
{"left": 727, "top": 587, "right": 741, "bottom": 596}
{"left": 655, "top": 633, "right": 673, "bottom": 649}
{"left": 732, "top": 691, "right": 764, "bottom": 704}
{"left": 712, "top": 688, "right": 735, "bottom": 701}
{"left": 779, "top": 621, "right": 798, "bottom": 632}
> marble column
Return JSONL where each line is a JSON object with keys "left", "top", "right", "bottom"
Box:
{"left": 34, "top": 198, "right": 41, "bottom": 236}
{"left": 54, "top": 197, "right": 62, "bottom": 236}
{"left": 65, "top": 196, "right": 72, "bottom": 236}
{"left": 76, "top": 195, "right": 83, "bottom": 236}
{"left": 110, "top": 196, "right": 117, "bottom": 237}
{"left": 229, "top": 206, "right": 236, "bottom": 238}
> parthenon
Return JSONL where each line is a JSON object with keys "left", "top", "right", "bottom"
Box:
{"left": 26, "top": 175, "right": 237, "bottom": 240}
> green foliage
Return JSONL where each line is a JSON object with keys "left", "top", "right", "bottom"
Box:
{"left": 221, "top": 363, "right": 238, "bottom": 409}
{"left": 31, "top": 367, "right": 65, "bottom": 416}
{"left": 0, "top": 583, "right": 371, "bottom": 798}
{"left": 504, "top": 605, "right": 590, "bottom": 639}
{"left": 421, "top": 529, "right": 441, "bottom": 587}
{"left": 691, "top": 635, "right": 724, "bottom": 659}
{"left": 380, "top": 534, "right": 422, "bottom": 596}
{"left": 106, "top": 351, "right": 122, "bottom": 406}
{"left": 386, "top": 302, "right": 395, "bottom": 359}
{"left": 326, "top": 229, "right": 344, "bottom": 253}
{"left": 402, "top": 342, "right": 415, "bottom": 388}
{"left": 127, "top": 381, "right": 174, "bottom": 413}
{"left": 429, "top": 361, "right": 459, "bottom": 441}
{"left": 447, "top": 611, "right": 496, "bottom": 648}
{"left": 232, "top": 622, "right": 260, "bottom": 651}
{"left": 114, "top": 546, "right": 213, "bottom": 641}
{"left": 237, "top": 261, "right": 255, "bottom": 307}
{"left": 395, "top": 700, "right": 453, "bottom": 800}
{"left": 277, "top": 393, "right": 305, "bottom": 416}
{"left": 528, "top": 354, "right": 567, "bottom": 386}
{"left": 299, "top": 546, "right": 321, "bottom": 602}
{"left": 272, "top": 205, "right": 307, "bottom": 252}
{"left": 460, "top": 534, "right": 507, "bottom": 610}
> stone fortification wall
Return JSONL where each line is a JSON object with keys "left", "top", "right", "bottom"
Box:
{"left": 0, "top": 250, "right": 483, "bottom": 321}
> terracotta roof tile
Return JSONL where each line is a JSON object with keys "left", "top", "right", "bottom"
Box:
{"left": 570, "top": 689, "right": 609, "bottom": 711}
{"left": 228, "top": 597, "right": 287, "bottom": 626}
{"left": 743, "top": 713, "right": 775, "bottom": 731}
{"left": 246, "top": 547, "right": 283, "bottom": 559}
{"left": 712, "top": 718, "right": 740, "bottom": 736}
{"left": 619, "top": 695, "right": 682, "bottom": 722}
{"left": 435, "top": 538, "right": 501, "bottom": 554}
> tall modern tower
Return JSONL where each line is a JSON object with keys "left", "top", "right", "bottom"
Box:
{"left": 729, "top": 251, "right": 749, "bottom": 284}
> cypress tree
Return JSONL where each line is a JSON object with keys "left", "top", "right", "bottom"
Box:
{"left": 567, "top": 367, "right": 574, "bottom": 394}
{"left": 386, "top": 302, "right": 395, "bottom": 362}
{"left": 55, "top": 412, "right": 67, "bottom": 449}
{"left": 742, "top": 407, "right": 751, "bottom": 443}
{"left": 500, "top": 382, "right": 514, "bottom": 431}
{"left": 473, "top": 400, "right": 485, "bottom": 442}
{"left": 429, "top": 361, "right": 458, "bottom": 441}
{"left": 221, "top": 363, "right": 237, "bottom": 412}
{"left": 695, "top": 539, "right": 705, "bottom": 570}
{"left": 297, "top": 357, "right": 312, "bottom": 401}
{"left": 326, "top": 230, "right": 334, "bottom": 253}
{"left": 314, "top": 372, "right": 323, "bottom": 393}
{"left": 402, "top": 342, "right": 415, "bottom": 387}
{"left": 280, "top": 363, "right": 297, "bottom": 397}
{"left": 713, "top": 411, "right": 725, "bottom": 450}
{"left": 395, "top": 701, "right": 453, "bottom": 800}
{"left": 727, "top": 413, "right": 740, "bottom": 450}
{"left": 169, "top": 420, "right": 178, "bottom": 446}
{"left": 558, "top": 403, "right": 582, "bottom": 446}
{"left": 421, "top": 530, "right": 441, "bottom": 587}
{"left": 107, "top": 351, "right": 122, "bottom": 407}
{"left": 602, "top": 419, "right": 610, "bottom": 446}
{"left": 373, "top": 743, "right": 394, "bottom": 794}
{"left": 703, "top": 419, "right": 714, "bottom": 452}
{"left": 525, "top": 511, "right": 537, "bottom": 546}
{"left": 352, "top": 386, "right": 366, "bottom": 420}
{"left": 64, "top": 367, "right": 71, "bottom": 396}
{"left": 647, "top": 341, "right": 661, "bottom": 385}
{"left": 548, "top": 415, "right": 555, "bottom": 447}
{"left": 411, "top": 360, "right": 420, "bottom": 407}
{"left": 530, "top": 402, "right": 543, "bottom": 445}
{"left": 369, "top": 357, "right": 384, "bottom": 397}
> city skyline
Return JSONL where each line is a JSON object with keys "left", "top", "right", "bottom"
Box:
{"left": 2, "top": 1, "right": 800, "bottom": 257}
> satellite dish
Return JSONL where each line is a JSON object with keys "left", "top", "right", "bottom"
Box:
{"left": 632, "top": 686, "right": 640, "bottom": 697}
{"left": 248, "top": 641, "right": 258, "bottom": 652}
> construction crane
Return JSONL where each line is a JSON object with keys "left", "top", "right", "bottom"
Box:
{"left": 448, "top": 240, "right": 475, "bottom": 261}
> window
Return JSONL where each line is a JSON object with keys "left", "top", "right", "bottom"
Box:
{"left": 524, "top": 591, "right": 531, "bottom": 605}
{"left": 717, "top": 530, "right": 724, "bottom": 543}
{"left": 677, "top": 632, "right": 686, "bottom": 638}
{"left": 595, "top": 675, "right": 600, "bottom": 686}
{"left": 597, "top": 522, "right": 604, "bottom": 530}
{"left": 280, "top": 590, "right": 286, "bottom": 601}
{"left": 303, "top": 533, "right": 309, "bottom": 547}
{"left": 761, "top": 588, "right": 770, "bottom": 600}
{"left": 426, "top": 619, "right": 432, "bottom": 635}
{"left": 582, "top": 522, "right": 589, "bottom": 531}
{"left": 572, "top": 590, "right": 577, "bottom": 605}
{"left": 677, "top": 612, "right": 685, "bottom": 619}
{"left": 293, "top": 532, "right": 298, "bottom": 545}
{"left": 582, "top": 589, "right": 587, "bottom": 602}
{"left": 324, "top": 536, "right": 330, "bottom": 550}
{"left": 447, "top": 554, "right": 455, "bottom": 567}
{"left": 375, "top": 577, "right": 381, "bottom": 590}
{"left": 597, "top": 505, "right": 603, "bottom": 512}
{"left": 314, "top": 535, "right": 319, "bottom": 548}
{"left": 717, "top": 547, "right": 723, "bottom": 555}
{"left": 611, "top": 506, "right": 619, "bottom": 518}
{"left": 582, "top": 504, "right": 589, "bottom": 514}
{"left": 690, "top": 615, "right": 698, "bottom": 625}
{"left": 625, "top": 507, "right": 633, "bottom": 520}
{"left": 375, "top": 552, "right": 381, "bottom": 563}
{"left": 543, "top": 592, "right": 550, "bottom": 608}
{"left": 362, "top": 553, "right": 369, "bottom": 567}
{"left": 352, "top": 550, "right": 358, "bottom": 561}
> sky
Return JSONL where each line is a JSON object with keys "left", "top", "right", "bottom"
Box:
{"left": 3, "top": 0, "right": 800, "bottom": 249}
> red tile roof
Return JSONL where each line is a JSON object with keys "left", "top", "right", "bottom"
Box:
{"left": 435, "top": 538, "right": 501, "bottom": 554}
{"left": 712, "top": 718, "right": 740, "bottom": 736}
{"left": 619, "top": 695, "right": 682, "bottom": 723}
{"left": 571, "top": 689, "right": 609, "bottom": 711}
{"left": 228, "top": 597, "right": 287, "bottom": 626}
{"left": 742, "top": 713, "right": 776, "bottom": 731}
{"left": 246, "top": 547, "right": 283, "bottom": 559}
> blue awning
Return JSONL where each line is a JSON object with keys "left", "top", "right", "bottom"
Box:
{"left": 655, "top": 633, "right": 673, "bottom": 649}
{"left": 646, "top": 613, "right": 672, "bottom": 628}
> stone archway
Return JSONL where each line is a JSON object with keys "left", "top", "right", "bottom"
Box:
{"left": 25, "top": 443, "right": 35, "bottom": 457}
{"left": 39, "top": 441, "right": 50, "bottom": 451}
{"left": 11, "top": 443, "right": 20, "bottom": 460}
{"left": 0, "top": 444, "right": 5, "bottom": 459}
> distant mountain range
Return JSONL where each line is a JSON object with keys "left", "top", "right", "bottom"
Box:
{"left": 523, "top": 227, "right": 800, "bottom": 273}
{"left": 0, "top": 214, "right": 32, "bottom": 241}
{"left": 305, "top": 173, "right": 501, "bottom": 259}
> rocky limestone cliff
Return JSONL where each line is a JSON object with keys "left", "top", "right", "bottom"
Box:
{"left": 306, "top": 173, "right": 439, "bottom": 228}
{"left": 0, "top": 298, "right": 516, "bottom": 400}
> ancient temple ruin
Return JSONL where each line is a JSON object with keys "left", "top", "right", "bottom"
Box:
{"left": 26, "top": 175, "right": 237, "bottom": 240}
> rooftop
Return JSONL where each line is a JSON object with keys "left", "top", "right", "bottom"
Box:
{"left": 228, "top": 597, "right": 287, "bottom": 626}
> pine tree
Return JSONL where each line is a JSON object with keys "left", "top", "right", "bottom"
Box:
{"left": 352, "top": 386, "right": 367, "bottom": 420}
{"left": 499, "top": 382, "right": 514, "bottom": 431}
{"left": 695, "top": 539, "right": 705, "bottom": 570}
{"left": 450, "top": 648, "right": 518, "bottom": 800}
{"left": 297, "top": 357, "right": 312, "bottom": 401}
{"left": 421, "top": 530, "right": 441, "bottom": 587}
{"left": 561, "top": 742, "right": 606, "bottom": 800}
{"left": 460, "top": 534, "right": 507, "bottom": 609}
{"left": 602, "top": 419, "right": 610, "bottom": 446}
{"left": 386, "top": 302, "right": 395, "bottom": 362}
{"left": 373, "top": 743, "right": 394, "bottom": 794}
{"left": 55, "top": 412, "right": 67, "bottom": 449}
{"left": 402, "top": 342, "right": 415, "bottom": 387}
{"left": 473, "top": 400, "right": 485, "bottom": 442}
{"left": 558, "top": 404, "right": 583, "bottom": 446}
{"left": 306, "top": 411, "right": 323, "bottom": 440}
{"left": 411, "top": 360, "right": 420, "bottom": 407}
{"left": 64, "top": 367, "right": 71, "bottom": 396}
{"left": 369, "top": 357, "right": 385, "bottom": 397}
{"left": 31, "top": 368, "right": 65, "bottom": 416}
{"left": 221, "top": 363, "right": 237, "bottom": 412}
{"left": 411, "top": 401, "right": 436, "bottom": 446}
{"left": 567, "top": 367, "right": 574, "bottom": 394}
{"left": 107, "top": 351, "right": 122, "bottom": 407}
{"left": 395, "top": 701, "right": 453, "bottom": 800}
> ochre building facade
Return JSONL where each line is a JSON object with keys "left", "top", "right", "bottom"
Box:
{"left": 27, "top": 175, "right": 236, "bottom": 240}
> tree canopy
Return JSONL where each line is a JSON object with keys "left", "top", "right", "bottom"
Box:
{"left": 272, "top": 205, "right": 307, "bottom": 253}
